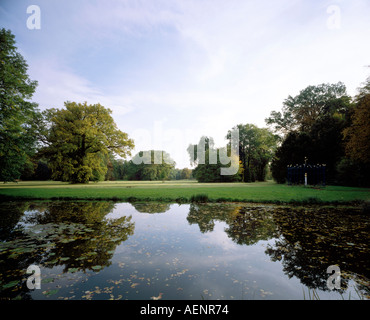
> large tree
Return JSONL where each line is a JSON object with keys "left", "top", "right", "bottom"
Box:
{"left": 270, "top": 110, "right": 352, "bottom": 184}
{"left": 343, "top": 76, "right": 370, "bottom": 164}
{"left": 0, "top": 29, "right": 41, "bottom": 182}
{"left": 227, "top": 124, "right": 278, "bottom": 182}
{"left": 187, "top": 136, "right": 243, "bottom": 183}
{"left": 41, "top": 102, "right": 134, "bottom": 183}
{"left": 265, "top": 82, "right": 350, "bottom": 134}
{"left": 266, "top": 82, "right": 358, "bottom": 185}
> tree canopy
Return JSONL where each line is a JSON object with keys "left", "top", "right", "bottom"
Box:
{"left": 227, "top": 124, "right": 278, "bottom": 182}
{"left": 40, "top": 102, "right": 134, "bottom": 183}
{"left": 187, "top": 135, "right": 244, "bottom": 183}
{"left": 343, "top": 76, "right": 370, "bottom": 164}
{"left": 0, "top": 28, "right": 41, "bottom": 182}
{"left": 265, "top": 82, "right": 350, "bottom": 134}
{"left": 266, "top": 80, "right": 370, "bottom": 186}
{"left": 124, "top": 150, "right": 176, "bottom": 181}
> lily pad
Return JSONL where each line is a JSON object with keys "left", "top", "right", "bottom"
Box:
{"left": 43, "top": 289, "right": 59, "bottom": 296}
{"left": 92, "top": 265, "right": 102, "bottom": 271}
{"left": 2, "top": 280, "right": 19, "bottom": 289}
{"left": 60, "top": 238, "right": 76, "bottom": 244}
{"left": 42, "top": 278, "right": 55, "bottom": 284}
{"left": 60, "top": 257, "right": 70, "bottom": 261}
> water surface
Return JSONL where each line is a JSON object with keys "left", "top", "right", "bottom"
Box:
{"left": 0, "top": 201, "right": 369, "bottom": 300}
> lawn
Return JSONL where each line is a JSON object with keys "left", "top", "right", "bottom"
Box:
{"left": 0, "top": 180, "right": 369, "bottom": 204}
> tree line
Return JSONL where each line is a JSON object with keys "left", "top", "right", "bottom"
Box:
{"left": 0, "top": 29, "right": 191, "bottom": 183}
{"left": 265, "top": 80, "right": 370, "bottom": 187}
{"left": 1, "top": 29, "right": 369, "bottom": 186}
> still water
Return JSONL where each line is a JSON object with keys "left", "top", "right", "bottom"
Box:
{"left": 0, "top": 201, "right": 369, "bottom": 300}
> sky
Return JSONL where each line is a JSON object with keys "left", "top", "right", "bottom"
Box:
{"left": 1, "top": 0, "right": 369, "bottom": 168}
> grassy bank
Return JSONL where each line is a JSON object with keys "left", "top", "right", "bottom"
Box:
{"left": 0, "top": 180, "right": 369, "bottom": 204}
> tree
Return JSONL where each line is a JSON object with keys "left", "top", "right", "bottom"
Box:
{"left": 41, "top": 102, "right": 134, "bottom": 183}
{"left": 188, "top": 136, "right": 243, "bottom": 183}
{"left": 343, "top": 76, "right": 370, "bottom": 164}
{"left": 266, "top": 81, "right": 357, "bottom": 185}
{"left": 270, "top": 131, "right": 313, "bottom": 184}
{"left": 125, "top": 150, "right": 176, "bottom": 181}
{"left": 265, "top": 82, "right": 350, "bottom": 134}
{"left": 180, "top": 168, "right": 192, "bottom": 179}
{"left": 227, "top": 124, "right": 278, "bottom": 182}
{"left": 0, "top": 29, "right": 41, "bottom": 182}
{"left": 270, "top": 113, "right": 350, "bottom": 184}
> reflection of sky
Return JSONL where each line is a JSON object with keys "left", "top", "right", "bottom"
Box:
{"left": 108, "top": 203, "right": 307, "bottom": 299}
{"left": 19, "top": 202, "right": 366, "bottom": 300}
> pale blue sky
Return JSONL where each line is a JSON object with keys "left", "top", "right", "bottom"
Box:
{"left": 1, "top": 0, "right": 369, "bottom": 168}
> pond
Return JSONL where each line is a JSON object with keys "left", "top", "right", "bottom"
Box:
{"left": 0, "top": 201, "right": 369, "bottom": 300}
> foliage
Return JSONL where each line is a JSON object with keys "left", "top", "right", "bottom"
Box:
{"left": 180, "top": 167, "right": 192, "bottom": 179}
{"left": 40, "top": 102, "right": 134, "bottom": 183}
{"left": 343, "top": 76, "right": 370, "bottom": 164}
{"left": 335, "top": 157, "right": 370, "bottom": 187}
{"left": 227, "top": 124, "right": 278, "bottom": 182}
{"left": 0, "top": 29, "right": 41, "bottom": 182}
{"left": 270, "top": 112, "right": 350, "bottom": 184}
{"left": 190, "top": 194, "right": 209, "bottom": 203}
{"left": 124, "top": 150, "right": 176, "bottom": 181}
{"left": 265, "top": 82, "right": 349, "bottom": 134}
{"left": 266, "top": 82, "right": 363, "bottom": 185}
{"left": 169, "top": 167, "right": 193, "bottom": 180}
{"left": 188, "top": 136, "right": 243, "bottom": 183}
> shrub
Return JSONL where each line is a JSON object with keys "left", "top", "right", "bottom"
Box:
{"left": 190, "top": 194, "right": 209, "bottom": 203}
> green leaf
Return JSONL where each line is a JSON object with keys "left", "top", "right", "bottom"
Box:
{"left": 43, "top": 289, "right": 59, "bottom": 296}
{"left": 92, "top": 265, "right": 102, "bottom": 271}
{"left": 2, "top": 280, "right": 19, "bottom": 289}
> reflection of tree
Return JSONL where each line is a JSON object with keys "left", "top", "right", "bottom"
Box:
{"left": 187, "top": 204, "right": 277, "bottom": 245}
{"left": 266, "top": 207, "right": 370, "bottom": 296}
{"left": 0, "top": 201, "right": 135, "bottom": 299}
{"left": 24, "top": 202, "right": 135, "bottom": 272}
{"left": 187, "top": 203, "right": 239, "bottom": 233}
{"left": 0, "top": 202, "right": 37, "bottom": 300}
{"left": 131, "top": 202, "right": 171, "bottom": 213}
{"left": 0, "top": 202, "right": 30, "bottom": 241}
{"left": 225, "top": 207, "right": 278, "bottom": 245}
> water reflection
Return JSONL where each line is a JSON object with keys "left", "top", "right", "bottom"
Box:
{"left": 131, "top": 203, "right": 171, "bottom": 214}
{"left": 187, "top": 203, "right": 369, "bottom": 297}
{"left": 0, "top": 202, "right": 134, "bottom": 299}
{"left": 188, "top": 204, "right": 278, "bottom": 245}
{"left": 267, "top": 207, "right": 370, "bottom": 297}
{"left": 0, "top": 201, "right": 369, "bottom": 300}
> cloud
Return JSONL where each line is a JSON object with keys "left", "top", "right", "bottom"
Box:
{"left": 199, "top": 222, "right": 238, "bottom": 252}
{"left": 28, "top": 57, "right": 133, "bottom": 120}
{"left": 6, "top": 0, "right": 368, "bottom": 169}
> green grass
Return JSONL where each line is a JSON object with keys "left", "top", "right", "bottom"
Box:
{"left": 0, "top": 180, "right": 369, "bottom": 204}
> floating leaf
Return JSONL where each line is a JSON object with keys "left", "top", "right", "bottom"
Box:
{"left": 42, "top": 278, "right": 55, "bottom": 284}
{"left": 60, "top": 238, "right": 75, "bottom": 244}
{"left": 43, "top": 289, "right": 59, "bottom": 296}
{"left": 76, "top": 256, "right": 87, "bottom": 261}
{"left": 60, "top": 257, "right": 70, "bottom": 261}
{"left": 2, "top": 280, "right": 19, "bottom": 289}
{"left": 92, "top": 265, "right": 102, "bottom": 271}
